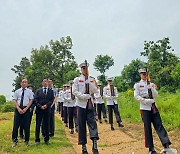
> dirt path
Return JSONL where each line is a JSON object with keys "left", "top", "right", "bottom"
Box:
{"left": 56, "top": 114, "right": 179, "bottom": 154}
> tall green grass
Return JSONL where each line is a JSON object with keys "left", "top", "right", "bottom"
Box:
{"left": 117, "top": 90, "right": 180, "bottom": 130}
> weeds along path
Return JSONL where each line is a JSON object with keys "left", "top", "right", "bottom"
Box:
{"left": 56, "top": 114, "right": 179, "bottom": 154}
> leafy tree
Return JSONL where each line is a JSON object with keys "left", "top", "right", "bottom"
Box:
{"left": 93, "top": 55, "right": 114, "bottom": 86}
{"left": 11, "top": 57, "right": 31, "bottom": 91}
{"left": 12, "top": 36, "right": 79, "bottom": 91}
{"left": 141, "top": 37, "right": 179, "bottom": 91}
{"left": 114, "top": 59, "right": 145, "bottom": 91}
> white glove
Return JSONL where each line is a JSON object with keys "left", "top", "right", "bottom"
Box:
{"left": 147, "top": 84, "right": 152, "bottom": 89}
{"left": 84, "top": 78, "right": 91, "bottom": 84}
{"left": 82, "top": 94, "right": 91, "bottom": 100}
{"left": 144, "top": 99, "right": 155, "bottom": 105}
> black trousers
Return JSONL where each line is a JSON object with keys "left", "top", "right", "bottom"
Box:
{"left": 140, "top": 110, "right": 171, "bottom": 148}
{"left": 94, "top": 103, "right": 97, "bottom": 116}
{"left": 68, "top": 107, "right": 78, "bottom": 129}
{"left": 77, "top": 106, "right": 99, "bottom": 145}
{"left": 97, "top": 103, "right": 107, "bottom": 120}
{"left": 35, "top": 111, "right": 50, "bottom": 142}
{"left": 60, "top": 102, "right": 64, "bottom": 118}
{"left": 107, "top": 104, "right": 122, "bottom": 124}
{"left": 12, "top": 108, "right": 31, "bottom": 142}
{"left": 19, "top": 112, "right": 33, "bottom": 138}
{"left": 63, "top": 106, "right": 68, "bottom": 124}
{"left": 49, "top": 108, "right": 55, "bottom": 136}
{"left": 57, "top": 102, "right": 61, "bottom": 114}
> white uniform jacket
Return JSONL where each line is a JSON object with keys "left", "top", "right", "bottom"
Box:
{"left": 103, "top": 85, "right": 118, "bottom": 105}
{"left": 58, "top": 90, "right": 64, "bottom": 102}
{"left": 62, "top": 90, "right": 68, "bottom": 107}
{"left": 72, "top": 74, "right": 98, "bottom": 109}
{"left": 134, "top": 79, "right": 158, "bottom": 111}
{"left": 94, "top": 89, "right": 104, "bottom": 104}
{"left": 65, "top": 89, "right": 76, "bottom": 107}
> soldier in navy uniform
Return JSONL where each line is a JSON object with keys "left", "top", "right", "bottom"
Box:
{"left": 134, "top": 68, "right": 171, "bottom": 154}
{"left": 103, "top": 77, "right": 124, "bottom": 130}
{"left": 72, "top": 61, "right": 99, "bottom": 154}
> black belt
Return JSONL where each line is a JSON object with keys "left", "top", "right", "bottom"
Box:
{"left": 142, "top": 97, "right": 149, "bottom": 99}
{"left": 19, "top": 106, "right": 27, "bottom": 109}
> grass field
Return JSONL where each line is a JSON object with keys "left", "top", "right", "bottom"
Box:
{"left": 118, "top": 90, "right": 180, "bottom": 130}
{"left": 0, "top": 112, "right": 72, "bottom": 154}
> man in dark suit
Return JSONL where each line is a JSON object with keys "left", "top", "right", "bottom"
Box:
{"left": 35, "top": 79, "right": 54, "bottom": 145}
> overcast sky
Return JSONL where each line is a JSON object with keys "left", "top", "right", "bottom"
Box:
{"left": 0, "top": 0, "right": 180, "bottom": 100}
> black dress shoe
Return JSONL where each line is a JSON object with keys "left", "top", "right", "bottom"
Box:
{"left": 99, "top": 120, "right": 102, "bottom": 124}
{"left": 92, "top": 149, "right": 99, "bottom": 154}
{"left": 70, "top": 129, "right": 74, "bottom": 134}
{"left": 118, "top": 122, "right": 124, "bottom": 127}
{"left": 45, "top": 141, "right": 50, "bottom": 145}
{"left": 65, "top": 123, "right": 68, "bottom": 127}
{"left": 75, "top": 128, "right": 78, "bottom": 133}
{"left": 82, "top": 150, "right": 88, "bottom": 154}
{"left": 111, "top": 126, "right": 115, "bottom": 130}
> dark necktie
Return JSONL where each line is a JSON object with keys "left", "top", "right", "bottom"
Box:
{"left": 43, "top": 87, "right": 47, "bottom": 94}
{"left": 20, "top": 89, "right": 25, "bottom": 108}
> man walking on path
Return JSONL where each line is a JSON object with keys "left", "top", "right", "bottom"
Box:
{"left": 134, "top": 68, "right": 172, "bottom": 154}
{"left": 72, "top": 61, "right": 99, "bottom": 154}
{"left": 103, "top": 77, "right": 124, "bottom": 130}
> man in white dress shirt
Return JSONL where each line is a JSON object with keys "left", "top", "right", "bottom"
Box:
{"left": 12, "top": 78, "right": 34, "bottom": 147}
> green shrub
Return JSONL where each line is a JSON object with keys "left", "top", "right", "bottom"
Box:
{"left": 1, "top": 101, "right": 15, "bottom": 113}
{"left": 0, "top": 95, "right": 6, "bottom": 104}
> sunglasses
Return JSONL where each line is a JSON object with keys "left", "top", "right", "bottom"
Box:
{"left": 81, "top": 66, "right": 87, "bottom": 69}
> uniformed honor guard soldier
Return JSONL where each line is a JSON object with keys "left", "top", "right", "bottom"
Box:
{"left": 62, "top": 84, "right": 69, "bottom": 127}
{"left": 94, "top": 83, "right": 107, "bottom": 123}
{"left": 72, "top": 61, "right": 99, "bottom": 154}
{"left": 65, "top": 81, "right": 78, "bottom": 134}
{"left": 12, "top": 79, "right": 34, "bottom": 147}
{"left": 34, "top": 79, "right": 54, "bottom": 145}
{"left": 103, "top": 77, "right": 124, "bottom": 130}
{"left": 57, "top": 88, "right": 63, "bottom": 114}
{"left": 134, "top": 68, "right": 172, "bottom": 154}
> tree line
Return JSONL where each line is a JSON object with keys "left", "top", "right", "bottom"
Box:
{"left": 12, "top": 36, "right": 180, "bottom": 93}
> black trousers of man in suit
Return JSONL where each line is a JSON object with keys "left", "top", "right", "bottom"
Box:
{"left": 68, "top": 107, "right": 78, "bottom": 129}
{"left": 107, "top": 104, "right": 122, "bottom": 124}
{"left": 12, "top": 108, "right": 31, "bottom": 143}
{"left": 35, "top": 110, "right": 50, "bottom": 142}
{"left": 78, "top": 106, "right": 99, "bottom": 145}
{"left": 49, "top": 106, "right": 55, "bottom": 136}
{"left": 140, "top": 110, "right": 171, "bottom": 148}
{"left": 97, "top": 103, "right": 107, "bottom": 121}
